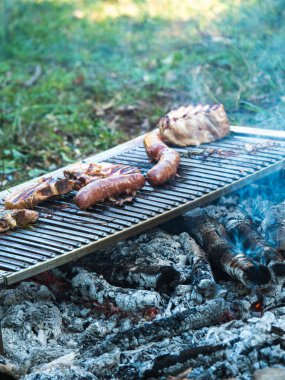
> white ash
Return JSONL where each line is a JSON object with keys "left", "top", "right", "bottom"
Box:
{"left": 70, "top": 267, "right": 162, "bottom": 312}
{"left": 22, "top": 364, "right": 98, "bottom": 380}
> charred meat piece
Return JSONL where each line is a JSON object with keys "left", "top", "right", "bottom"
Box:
{"left": 159, "top": 104, "right": 230, "bottom": 147}
{"left": 5, "top": 176, "right": 74, "bottom": 209}
{"left": 0, "top": 209, "right": 39, "bottom": 233}
{"left": 222, "top": 209, "right": 285, "bottom": 276}
{"left": 144, "top": 130, "right": 180, "bottom": 186}
{"left": 261, "top": 201, "right": 285, "bottom": 252}
{"left": 183, "top": 210, "right": 271, "bottom": 288}
{"left": 67, "top": 162, "right": 145, "bottom": 209}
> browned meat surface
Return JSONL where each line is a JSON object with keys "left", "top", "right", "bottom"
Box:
{"left": 69, "top": 162, "right": 145, "bottom": 209}
{"left": 159, "top": 104, "right": 230, "bottom": 147}
{"left": 64, "top": 162, "right": 139, "bottom": 190}
{"left": 5, "top": 176, "right": 74, "bottom": 209}
{"left": 144, "top": 130, "right": 180, "bottom": 186}
{"left": 0, "top": 209, "right": 39, "bottom": 233}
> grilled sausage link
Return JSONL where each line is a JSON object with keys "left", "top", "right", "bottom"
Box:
{"left": 144, "top": 130, "right": 180, "bottom": 186}
{"left": 75, "top": 173, "right": 145, "bottom": 210}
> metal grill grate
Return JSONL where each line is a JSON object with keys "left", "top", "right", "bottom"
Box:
{"left": 0, "top": 126, "right": 284, "bottom": 285}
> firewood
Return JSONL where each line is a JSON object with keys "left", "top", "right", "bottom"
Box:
{"left": 70, "top": 268, "right": 162, "bottom": 312}
{"left": 261, "top": 201, "right": 285, "bottom": 252}
{"left": 80, "top": 249, "right": 180, "bottom": 293}
{"left": 179, "top": 232, "right": 216, "bottom": 296}
{"left": 182, "top": 210, "right": 271, "bottom": 288}
{"left": 116, "top": 343, "right": 225, "bottom": 379}
{"left": 83, "top": 298, "right": 228, "bottom": 355}
{"left": 222, "top": 209, "right": 285, "bottom": 276}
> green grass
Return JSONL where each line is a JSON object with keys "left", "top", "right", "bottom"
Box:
{"left": 0, "top": 0, "right": 285, "bottom": 189}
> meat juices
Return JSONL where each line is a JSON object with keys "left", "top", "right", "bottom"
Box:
{"left": 159, "top": 104, "right": 230, "bottom": 147}
{"left": 144, "top": 130, "right": 180, "bottom": 186}
{"left": 0, "top": 209, "right": 39, "bottom": 233}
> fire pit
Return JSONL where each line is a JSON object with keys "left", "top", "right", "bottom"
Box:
{"left": 0, "top": 127, "right": 284, "bottom": 379}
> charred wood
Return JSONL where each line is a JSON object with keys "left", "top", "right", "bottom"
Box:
{"left": 182, "top": 210, "right": 271, "bottom": 288}
{"left": 83, "top": 298, "right": 228, "bottom": 356}
{"left": 179, "top": 232, "right": 216, "bottom": 296}
{"left": 79, "top": 230, "right": 194, "bottom": 288}
{"left": 80, "top": 249, "right": 179, "bottom": 293}
{"left": 70, "top": 268, "right": 162, "bottom": 312}
{"left": 261, "top": 201, "right": 285, "bottom": 252}
{"left": 116, "top": 343, "right": 226, "bottom": 379}
{"left": 222, "top": 209, "right": 285, "bottom": 276}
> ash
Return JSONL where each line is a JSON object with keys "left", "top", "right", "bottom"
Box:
{"left": 1, "top": 173, "right": 285, "bottom": 380}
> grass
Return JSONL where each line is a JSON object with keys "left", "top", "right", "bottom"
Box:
{"left": 0, "top": 0, "right": 285, "bottom": 189}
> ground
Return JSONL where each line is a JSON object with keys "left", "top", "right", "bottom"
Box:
{"left": 0, "top": 0, "right": 285, "bottom": 189}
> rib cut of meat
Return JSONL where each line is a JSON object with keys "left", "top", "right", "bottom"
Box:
{"left": 0, "top": 209, "right": 39, "bottom": 233}
{"left": 159, "top": 104, "right": 230, "bottom": 147}
{"left": 5, "top": 176, "right": 74, "bottom": 209}
{"left": 65, "top": 162, "right": 146, "bottom": 210}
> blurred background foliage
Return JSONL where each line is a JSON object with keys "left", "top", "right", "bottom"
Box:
{"left": 0, "top": 0, "right": 285, "bottom": 188}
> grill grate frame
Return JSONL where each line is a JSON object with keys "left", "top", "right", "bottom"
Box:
{"left": 0, "top": 126, "right": 284, "bottom": 285}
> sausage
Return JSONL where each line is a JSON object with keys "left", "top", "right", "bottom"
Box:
{"left": 75, "top": 173, "right": 145, "bottom": 210}
{"left": 144, "top": 130, "right": 180, "bottom": 186}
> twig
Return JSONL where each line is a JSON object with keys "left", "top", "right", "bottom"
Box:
{"left": 24, "top": 64, "right": 42, "bottom": 87}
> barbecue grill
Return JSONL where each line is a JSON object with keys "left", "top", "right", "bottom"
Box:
{"left": 0, "top": 126, "right": 284, "bottom": 286}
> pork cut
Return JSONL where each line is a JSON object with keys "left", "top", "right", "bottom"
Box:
{"left": 5, "top": 176, "right": 74, "bottom": 209}
{"left": 159, "top": 104, "right": 230, "bottom": 147}
{"left": 0, "top": 209, "right": 39, "bottom": 233}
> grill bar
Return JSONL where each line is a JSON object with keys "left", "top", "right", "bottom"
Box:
{"left": 0, "top": 126, "right": 284, "bottom": 285}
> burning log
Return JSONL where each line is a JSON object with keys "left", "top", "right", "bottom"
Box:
{"left": 80, "top": 247, "right": 180, "bottom": 293}
{"left": 79, "top": 229, "right": 194, "bottom": 288}
{"left": 70, "top": 268, "right": 162, "bottom": 312}
{"left": 261, "top": 201, "right": 285, "bottom": 252}
{"left": 84, "top": 298, "right": 228, "bottom": 355}
{"left": 179, "top": 232, "right": 216, "bottom": 296}
{"left": 88, "top": 262, "right": 179, "bottom": 293}
{"left": 182, "top": 210, "right": 271, "bottom": 288}
{"left": 222, "top": 209, "right": 285, "bottom": 276}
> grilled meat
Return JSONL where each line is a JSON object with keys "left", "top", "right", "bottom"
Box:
{"left": 68, "top": 162, "right": 145, "bottom": 209}
{"left": 183, "top": 210, "right": 271, "bottom": 288}
{"left": 144, "top": 130, "right": 180, "bottom": 186}
{"left": 5, "top": 176, "right": 74, "bottom": 209}
{"left": 0, "top": 209, "right": 39, "bottom": 233}
{"left": 159, "top": 104, "right": 230, "bottom": 147}
{"left": 64, "top": 162, "right": 119, "bottom": 190}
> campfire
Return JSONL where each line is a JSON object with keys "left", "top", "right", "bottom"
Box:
{"left": 0, "top": 169, "right": 284, "bottom": 380}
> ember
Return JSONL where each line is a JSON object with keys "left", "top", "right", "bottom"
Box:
{"left": 251, "top": 301, "right": 263, "bottom": 314}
